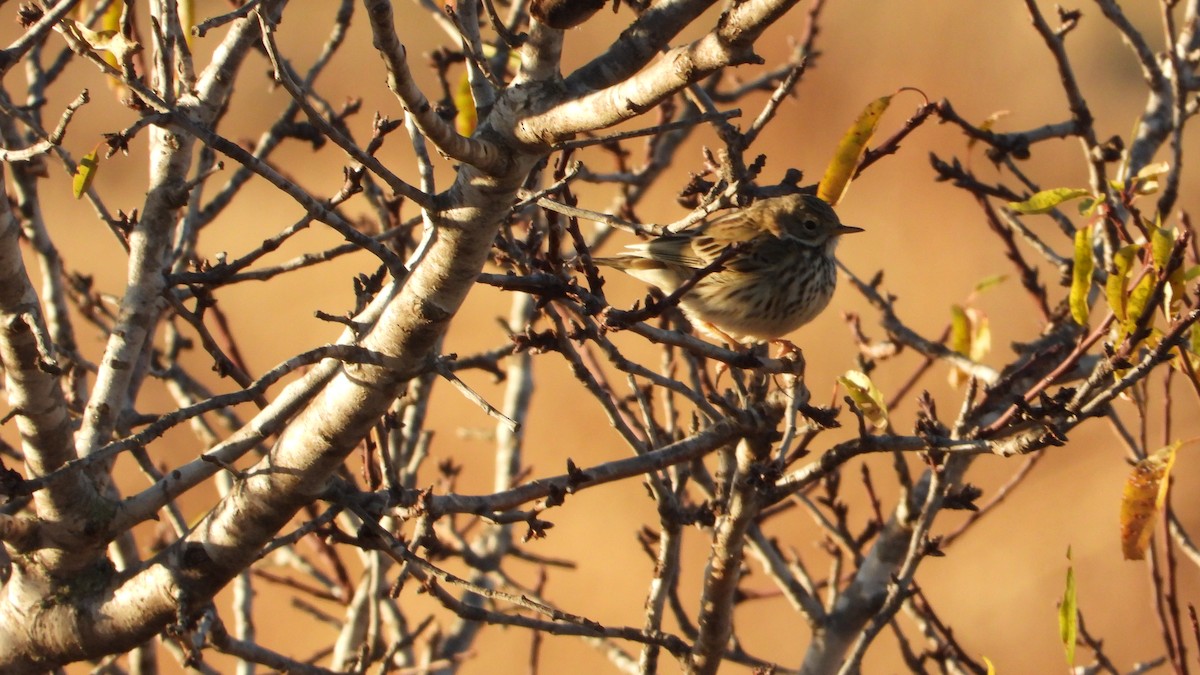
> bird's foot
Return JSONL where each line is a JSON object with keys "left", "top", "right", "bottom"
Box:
{"left": 770, "top": 339, "right": 800, "bottom": 360}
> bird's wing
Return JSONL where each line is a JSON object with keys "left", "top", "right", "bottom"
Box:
{"left": 628, "top": 234, "right": 707, "bottom": 269}
{"left": 625, "top": 210, "right": 780, "bottom": 271}
{"left": 686, "top": 233, "right": 733, "bottom": 267}
{"left": 689, "top": 211, "right": 781, "bottom": 271}
{"left": 694, "top": 233, "right": 785, "bottom": 273}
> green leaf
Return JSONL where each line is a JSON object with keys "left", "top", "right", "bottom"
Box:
{"left": 72, "top": 150, "right": 99, "bottom": 199}
{"left": 1077, "top": 195, "right": 1103, "bottom": 216}
{"left": 972, "top": 274, "right": 1008, "bottom": 295}
{"left": 1059, "top": 547, "right": 1077, "bottom": 668}
{"left": 1007, "top": 188, "right": 1091, "bottom": 215}
{"left": 1069, "top": 225, "right": 1094, "bottom": 325}
{"left": 1149, "top": 226, "right": 1187, "bottom": 317}
{"left": 1105, "top": 244, "right": 1139, "bottom": 322}
{"left": 838, "top": 370, "right": 889, "bottom": 430}
{"left": 1175, "top": 324, "right": 1200, "bottom": 376}
{"left": 1125, "top": 273, "right": 1156, "bottom": 335}
{"left": 817, "top": 94, "right": 892, "bottom": 206}
{"left": 1151, "top": 226, "right": 1174, "bottom": 270}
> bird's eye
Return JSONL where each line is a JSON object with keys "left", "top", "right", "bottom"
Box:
{"left": 802, "top": 219, "right": 818, "bottom": 231}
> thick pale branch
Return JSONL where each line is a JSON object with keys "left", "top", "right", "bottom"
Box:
{"left": 73, "top": 123, "right": 194, "bottom": 458}
{"left": 0, "top": 168, "right": 99, "bottom": 572}
{"left": 0, "top": 514, "right": 39, "bottom": 550}
{"left": 74, "top": 4, "right": 279, "bottom": 463}
{"left": 523, "top": 0, "right": 800, "bottom": 142}
{"left": 24, "top": 346, "right": 408, "bottom": 501}
{"left": 568, "top": 0, "right": 719, "bottom": 91}
{"left": 516, "top": 19, "right": 564, "bottom": 83}
{"left": 0, "top": 137, "right": 543, "bottom": 669}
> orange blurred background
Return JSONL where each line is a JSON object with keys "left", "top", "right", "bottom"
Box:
{"left": 7, "top": 1, "right": 1198, "bottom": 672}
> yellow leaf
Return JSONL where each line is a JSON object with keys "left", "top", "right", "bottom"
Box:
{"left": 1105, "top": 244, "right": 1139, "bottom": 322}
{"left": 479, "top": 44, "right": 523, "bottom": 72}
{"left": 948, "top": 306, "right": 991, "bottom": 387}
{"left": 1119, "top": 441, "right": 1180, "bottom": 560}
{"left": 949, "top": 305, "right": 970, "bottom": 356}
{"left": 454, "top": 72, "right": 476, "bottom": 136}
{"left": 979, "top": 110, "right": 1010, "bottom": 133}
{"left": 1114, "top": 161, "right": 1171, "bottom": 196}
{"left": 1136, "top": 161, "right": 1170, "bottom": 181}
{"left": 179, "top": 0, "right": 194, "bottom": 47}
{"left": 101, "top": 1, "right": 121, "bottom": 34}
{"left": 1059, "top": 547, "right": 1077, "bottom": 668}
{"left": 983, "top": 655, "right": 996, "bottom": 675}
{"left": 1008, "top": 187, "right": 1092, "bottom": 215}
{"left": 817, "top": 94, "right": 892, "bottom": 206}
{"left": 970, "top": 310, "right": 992, "bottom": 361}
{"left": 948, "top": 305, "right": 970, "bottom": 388}
{"left": 96, "top": 2, "right": 129, "bottom": 98}
{"left": 967, "top": 110, "right": 1009, "bottom": 151}
{"left": 838, "top": 370, "right": 889, "bottom": 430}
{"left": 1069, "top": 225, "right": 1094, "bottom": 325}
{"left": 72, "top": 150, "right": 99, "bottom": 199}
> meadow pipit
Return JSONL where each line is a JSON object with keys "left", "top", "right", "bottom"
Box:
{"left": 595, "top": 194, "right": 862, "bottom": 345}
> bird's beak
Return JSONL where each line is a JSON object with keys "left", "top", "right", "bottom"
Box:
{"left": 836, "top": 224, "right": 864, "bottom": 236}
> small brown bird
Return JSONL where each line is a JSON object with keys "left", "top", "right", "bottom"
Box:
{"left": 594, "top": 194, "right": 862, "bottom": 345}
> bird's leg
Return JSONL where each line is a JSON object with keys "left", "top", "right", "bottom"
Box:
{"left": 697, "top": 321, "right": 742, "bottom": 383}
{"left": 698, "top": 322, "right": 772, "bottom": 382}
{"left": 697, "top": 321, "right": 743, "bottom": 349}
